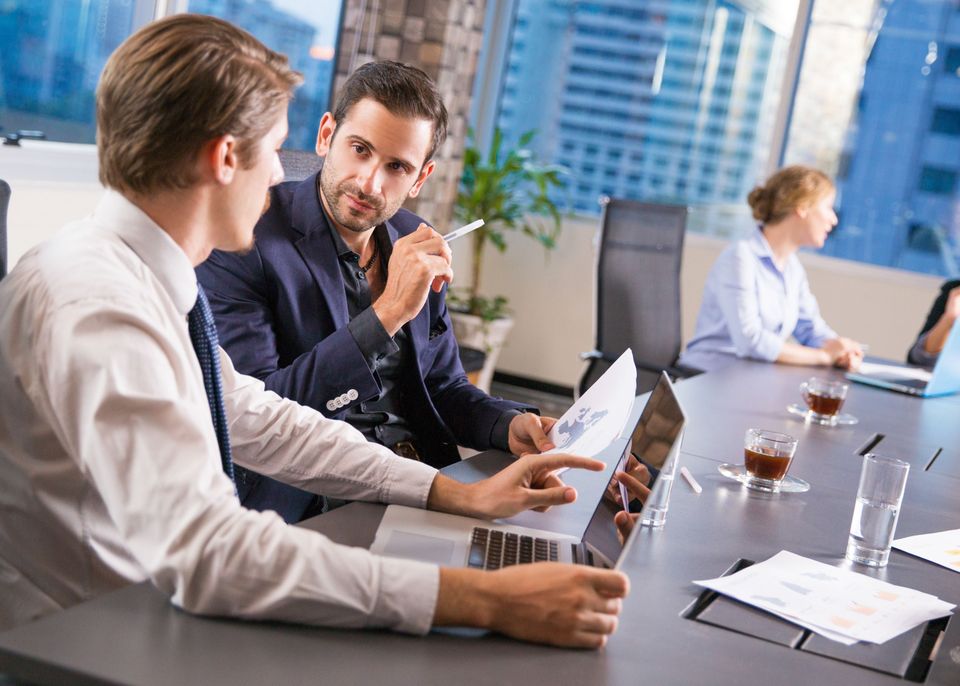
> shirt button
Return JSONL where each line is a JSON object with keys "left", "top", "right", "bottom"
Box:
{"left": 347, "top": 389, "right": 359, "bottom": 401}
{"left": 356, "top": 270, "right": 366, "bottom": 280}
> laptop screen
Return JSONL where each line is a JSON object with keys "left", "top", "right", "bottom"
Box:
{"left": 581, "top": 373, "right": 687, "bottom": 566}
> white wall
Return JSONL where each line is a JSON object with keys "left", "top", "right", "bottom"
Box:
{"left": 2, "top": 142, "right": 102, "bottom": 266}
{"left": 4, "top": 142, "right": 944, "bottom": 391}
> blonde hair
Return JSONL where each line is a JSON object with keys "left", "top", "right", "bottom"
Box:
{"left": 97, "top": 14, "right": 303, "bottom": 195}
{"left": 747, "top": 166, "right": 834, "bottom": 224}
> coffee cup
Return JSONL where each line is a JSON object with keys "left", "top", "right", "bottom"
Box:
{"left": 743, "top": 429, "right": 798, "bottom": 493}
{"left": 800, "top": 377, "right": 848, "bottom": 425}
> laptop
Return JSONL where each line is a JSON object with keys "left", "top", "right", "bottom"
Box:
{"left": 370, "top": 373, "right": 687, "bottom": 571}
{"left": 846, "top": 320, "right": 960, "bottom": 397}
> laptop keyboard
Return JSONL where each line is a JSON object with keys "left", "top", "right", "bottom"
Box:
{"left": 468, "top": 527, "right": 563, "bottom": 570}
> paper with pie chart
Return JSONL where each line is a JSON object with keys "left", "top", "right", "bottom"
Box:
{"left": 546, "top": 348, "right": 636, "bottom": 471}
{"left": 893, "top": 528, "right": 960, "bottom": 573}
{"left": 695, "top": 551, "right": 955, "bottom": 645}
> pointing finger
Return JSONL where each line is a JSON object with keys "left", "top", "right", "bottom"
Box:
{"left": 522, "top": 453, "right": 605, "bottom": 474}
{"left": 522, "top": 485, "right": 577, "bottom": 510}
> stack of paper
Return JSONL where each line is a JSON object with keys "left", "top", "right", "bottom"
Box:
{"left": 695, "top": 551, "right": 955, "bottom": 645}
{"left": 894, "top": 529, "right": 960, "bottom": 573}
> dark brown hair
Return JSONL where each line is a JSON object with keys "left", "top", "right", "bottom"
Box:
{"left": 747, "top": 165, "right": 834, "bottom": 224}
{"left": 97, "top": 14, "right": 302, "bottom": 195}
{"left": 332, "top": 60, "right": 448, "bottom": 163}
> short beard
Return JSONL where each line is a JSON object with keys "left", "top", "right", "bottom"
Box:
{"left": 318, "top": 166, "right": 402, "bottom": 233}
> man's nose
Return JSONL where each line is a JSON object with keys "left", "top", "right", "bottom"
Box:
{"left": 356, "top": 161, "right": 382, "bottom": 196}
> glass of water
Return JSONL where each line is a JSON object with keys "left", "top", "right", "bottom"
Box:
{"left": 845, "top": 453, "right": 910, "bottom": 567}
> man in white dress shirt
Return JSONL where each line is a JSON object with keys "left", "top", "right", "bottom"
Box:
{"left": 0, "top": 14, "right": 629, "bottom": 647}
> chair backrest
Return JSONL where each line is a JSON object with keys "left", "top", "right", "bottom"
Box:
{"left": 278, "top": 149, "right": 323, "bottom": 182}
{"left": 581, "top": 198, "right": 688, "bottom": 395}
{"left": 0, "top": 179, "right": 10, "bottom": 281}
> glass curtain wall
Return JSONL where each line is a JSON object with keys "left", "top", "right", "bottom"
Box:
{"left": 0, "top": 0, "right": 343, "bottom": 150}
{"left": 785, "top": 0, "right": 960, "bottom": 277}
{"left": 484, "top": 0, "right": 799, "bottom": 238}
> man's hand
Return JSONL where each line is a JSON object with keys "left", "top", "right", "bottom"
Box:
{"left": 427, "top": 452, "right": 605, "bottom": 520}
{"left": 434, "top": 564, "right": 629, "bottom": 648}
{"left": 372, "top": 224, "right": 453, "bottom": 336}
{"left": 614, "top": 510, "right": 638, "bottom": 545}
{"left": 606, "top": 455, "right": 651, "bottom": 507}
{"left": 507, "top": 413, "right": 557, "bottom": 456}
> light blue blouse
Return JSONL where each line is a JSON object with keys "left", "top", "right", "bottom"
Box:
{"left": 679, "top": 229, "right": 837, "bottom": 373}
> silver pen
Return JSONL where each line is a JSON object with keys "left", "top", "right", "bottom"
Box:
{"left": 444, "top": 219, "right": 485, "bottom": 243}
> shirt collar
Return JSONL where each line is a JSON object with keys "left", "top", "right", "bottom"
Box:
{"left": 747, "top": 227, "right": 790, "bottom": 273}
{"left": 93, "top": 190, "right": 198, "bottom": 315}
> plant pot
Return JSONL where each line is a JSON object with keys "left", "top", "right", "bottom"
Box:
{"left": 449, "top": 312, "right": 515, "bottom": 394}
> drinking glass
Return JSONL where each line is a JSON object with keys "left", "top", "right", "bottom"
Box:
{"left": 846, "top": 453, "right": 909, "bottom": 567}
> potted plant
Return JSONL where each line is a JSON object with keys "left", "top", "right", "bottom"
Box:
{"left": 449, "top": 128, "right": 565, "bottom": 392}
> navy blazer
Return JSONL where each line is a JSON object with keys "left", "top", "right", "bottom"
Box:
{"left": 197, "top": 172, "right": 529, "bottom": 521}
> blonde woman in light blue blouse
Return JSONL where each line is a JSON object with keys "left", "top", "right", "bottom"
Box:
{"left": 680, "top": 166, "right": 864, "bottom": 373}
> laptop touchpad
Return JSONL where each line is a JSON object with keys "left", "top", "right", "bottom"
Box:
{"left": 382, "top": 531, "right": 457, "bottom": 565}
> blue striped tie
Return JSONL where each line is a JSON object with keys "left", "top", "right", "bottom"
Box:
{"left": 188, "top": 286, "right": 236, "bottom": 489}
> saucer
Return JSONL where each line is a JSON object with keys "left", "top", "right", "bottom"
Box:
{"left": 717, "top": 463, "right": 811, "bottom": 493}
{"left": 786, "top": 403, "right": 858, "bottom": 426}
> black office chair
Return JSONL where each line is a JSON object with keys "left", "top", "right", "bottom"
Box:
{"left": 278, "top": 149, "right": 323, "bottom": 182}
{"left": 579, "top": 197, "right": 700, "bottom": 397}
{"left": 0, "top": 179, "right": 10, "bottom": 281}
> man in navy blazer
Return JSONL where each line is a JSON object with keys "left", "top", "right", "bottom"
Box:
{"left": 197, "top": 61, "right": 557, "bottom": 523}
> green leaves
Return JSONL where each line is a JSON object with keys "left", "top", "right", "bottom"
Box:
{"left": 455, "top": 127, "right": 567, "bottom": 316}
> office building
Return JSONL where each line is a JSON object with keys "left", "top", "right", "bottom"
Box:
{"left": 489, "top": 0, "right": 794, "bottom": 223}
{"left": 827, "top": 0, "right": 960, "bottom": 276}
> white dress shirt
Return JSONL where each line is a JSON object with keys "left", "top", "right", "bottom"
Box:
{"left": 0, "top": 191, "right": 442, "bottom": 633}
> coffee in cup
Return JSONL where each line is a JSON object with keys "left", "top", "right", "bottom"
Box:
{"left": 800, "top": 378, "right": 848, "bottom": 425}
{"left": 743, "top": 429, "right": 798, "bottom": 492}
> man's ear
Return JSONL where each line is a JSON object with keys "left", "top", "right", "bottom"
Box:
{"left": 207, "top": 134, "right": 238, "bottom": 185}
{"left": 408, "top": 160, "right": 436, "bottom": 199}
{"left": 315, "top": 112, "right": 336, "bottom": 157}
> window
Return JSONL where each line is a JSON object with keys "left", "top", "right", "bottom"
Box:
{"left": 783, "top": 0, "right": 960, "bottom": 277}
{"left": 945, "top": 46, "right": 960, "bottom": 74}
{"left": 186, "top": 1, "right": 343, "bottom": 151}
{"left": 0, "top": 1, "right": 149, "bottom": 144}
{"left": 931, "top": 107, "right": 960, "bottom": 135}
{"left": 0, "top": 1, "right": 343, "bottom": 150}
{"left": 473, "top": 0, "right": 798, "bottom": 226}
{"left": 919, "top": 166, "right": 957, "bottom": 195}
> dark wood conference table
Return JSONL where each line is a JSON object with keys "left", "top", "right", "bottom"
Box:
{"left": 1, "top": 359, "right": 958, "bottom": 685}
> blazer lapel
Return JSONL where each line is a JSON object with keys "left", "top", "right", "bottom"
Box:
{"left": 385, "top": 218, "right": 431, "bottom": 357}
{"left": 290, "top": 173, "right": 350, "bottom": 328}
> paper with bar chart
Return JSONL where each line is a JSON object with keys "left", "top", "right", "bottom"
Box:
{"left": 695, "top": 551, "right": 954, "bottom": 645}
{"left": 894, "top": 528, "right": 960, "bottom": 573}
